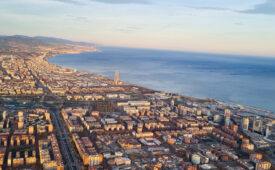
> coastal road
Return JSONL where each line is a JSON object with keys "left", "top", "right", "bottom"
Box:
{"left": 48, "top": 105, "right": 81, "bottom": 170}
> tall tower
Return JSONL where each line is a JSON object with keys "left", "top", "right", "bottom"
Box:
{"left": 242, "top": 117, "right": 249, "bottom": 131}
{"left": 114, "top": 70, "right": 120, "bottom": 85}
{"left": 224, "top": 109, "right": 231, "bottom": 127}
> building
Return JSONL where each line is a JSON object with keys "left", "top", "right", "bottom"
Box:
{"left": 241, "top": 143, "right": 255, "bottom": 152}
{"left": 114, "top": 70, "right": 120, "bottom": 85}
{"left": 0, "top": 147, "right": 6, "bottom": 166}
{"left": 255, "top": 161, "right": 271, "bottom": 170}
{"left": 191, "top": 154, "right": 200, "bottom": 164}
{"left": 224, "top": 109, "right": 230, "bottom": 127}
{"left": 2, "top": 111, "right": 6, "bottom": 120}
{"left": 72, "top": 134, "right": 102, "bottom": 166}
{"left": 265, "top": 123, "right": 272, "bottom": 137}
{"left": 213, "top": 114, "right": 222, "bottom": 123}
{"left": 242, "top": 117, "right": 249, "bottom": 131}
{"left": 39, "top": 135, "right": 64, "bottom": 170}
{"left": 253, "top": 117, "right": 262, "bottom": 133}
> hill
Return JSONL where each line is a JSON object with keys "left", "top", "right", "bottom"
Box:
{"left": 0, "top": 35, "right": 97, "bottom": 57}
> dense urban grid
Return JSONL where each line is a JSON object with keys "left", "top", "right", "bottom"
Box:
{"left": 0, "top": 37, "right": 274, "bottom": 170}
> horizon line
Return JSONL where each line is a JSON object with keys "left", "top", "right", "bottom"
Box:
{"left": 3, "top": 34, "right": 275, "bottom": 59}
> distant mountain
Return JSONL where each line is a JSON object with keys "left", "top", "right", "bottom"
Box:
{"left": 6, "top": 35, "right": 95, "bottom": 46}
{"left": 33, "top": 36, "right": 96, "bottom": 46}
{"left": 0, "top": 35, "right": 97, "bottom": 55}
{"left": 0, "top": 35, "right": 51, "bottom": 47}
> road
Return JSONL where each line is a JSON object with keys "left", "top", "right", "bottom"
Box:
{"left": 26, "top": 58, "right": 81, "bottom": 169}
{"left": 49, "top": 106, "right": 81, "bottom": 170}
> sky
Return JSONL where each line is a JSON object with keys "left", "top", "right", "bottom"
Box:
{"left": 0, "top": 0, "right": 275, "bottom": 57}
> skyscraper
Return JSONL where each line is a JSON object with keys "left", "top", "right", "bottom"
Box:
{"left": 242, "top": 117, "right": 249, "bottom": 131}
{"left": 171, "top": 99, "right": 175, "bottom": 107}
{"left": 224, "top": 109, "right": 231, "bottom": 127}
{"left": 114, "top": 70, "right": 120, "bottom": 85}
{"left": 2, "top": 111, "right": 6, "bottom": 120}
{"left": 265, "top": 123, "right": 271, "bottom": 138}
{"left": 253, "top": 116, "right": 262, "bottom": 133}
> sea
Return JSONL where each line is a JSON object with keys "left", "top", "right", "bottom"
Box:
{"left": 48, "top": 47, "right": 275, "bottom": 113}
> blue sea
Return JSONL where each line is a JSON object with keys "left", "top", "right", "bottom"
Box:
{"left": 48, "top": 47, "right": 275, "bottom": 113}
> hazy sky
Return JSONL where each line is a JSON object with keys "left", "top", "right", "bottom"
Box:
{"left": 1, "top": 0, "right": 275, "bottom": 57}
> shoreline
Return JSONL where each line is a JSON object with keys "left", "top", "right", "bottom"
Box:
{"left": 45, "top": 49, "right": 274, "bottom": 116}
{"left": 44, "top": 49, "right": 211, "bottom": 102}
{"left": 43, "top": 49, "right": 120, "bottom": 80}
{"left": 42, "top": 47, "right": 100, "bottom": 60}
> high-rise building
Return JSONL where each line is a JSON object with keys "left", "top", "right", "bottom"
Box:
{"left": 18, "top": 111, "right": 24, "bottom": 129}
{"left": 242, "top": 117, "right": 249, "bottom": 131}
{"left": 224, "top": 109, "right": 231, "bottom": 127}
{"left": 18, "top": 121, "right": 24, "bottom": 129}
{"left": 114, "top": 70, "right": 120, "bottom": 85}
{"left": 253, "top": 116, "right": 263, "bottom": 133}
{"left": 214, "top": 114, "right": 222, "bottom": 123}
{"left": 197, "top": 110, "right": 202, "bottom": 116}
{"left": 265, "top": 122, "right": 272, "bottom": 138}
{"left": 2, "top": 111, "right": 6, "bottom": 120}
{"left": 171, "top": 99, "right": 175, "bottom": 107}
{"left": 18, "top": 111, "right": 23, "bottom": 117}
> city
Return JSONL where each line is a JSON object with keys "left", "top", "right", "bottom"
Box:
{"left": 0, "top": 36, "right": 274, "bottom": 170}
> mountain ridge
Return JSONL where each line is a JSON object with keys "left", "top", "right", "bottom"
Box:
{"left": 0, "top": 35, "right": 97, "bottom": 57}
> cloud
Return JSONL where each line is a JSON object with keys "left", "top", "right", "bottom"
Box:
{"left": 115, "top": 25, "right": 142, "bottom": 33}
{"left": 240, "top": 0, "right": 275, "bottom": 15}
{"left": 51, "top": 0, "right": 84, "bottom": 5}
{"left": 51, "top": 0, "right": 150, "bottom": 5}
{"left": 233, "top": 22, "right": 244, "bottom": 26}
{"left": 66, "top": 14, "right": 91, "bottom": 22}
{"left": 187, "top": 6, "right": 231, "bottom": 11}
{"left": 89, "top": 0, "right": 150, "bottom": 4}
{"left": 187, "top": 0, "right": 275, "bottom": 16}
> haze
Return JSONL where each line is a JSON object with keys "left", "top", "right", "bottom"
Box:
{"left": 1, "top": 0, "right": 275, "bottom": 57}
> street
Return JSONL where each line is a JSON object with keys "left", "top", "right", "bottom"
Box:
{"left": 49, "top": 105, "right": 81, "bottom": 170}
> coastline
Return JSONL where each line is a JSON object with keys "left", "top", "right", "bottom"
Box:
{"left": 44, "top": 49, "right": 211, "bottom": 103}
{"left": 41, "top": 46, "right": 101, "bottom": 74}
{"left": 46, "top": 49, "right": 274, "bottom": 117}
{"left": 42, "top": 46, "right": 100, "bottom": 60}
